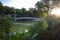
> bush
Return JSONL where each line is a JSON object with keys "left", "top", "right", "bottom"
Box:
{"left": 28, "top": 20, "right": 48, "bottom": 40}
{"left": 0, "top": 15, "right": 13, "bottom": 40}
{"left": 46, "top": 15, "right": 60, "bottom": 40}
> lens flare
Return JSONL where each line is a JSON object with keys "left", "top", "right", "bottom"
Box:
{"left": 51, "top": 7, "right": 60, "bottom": 17}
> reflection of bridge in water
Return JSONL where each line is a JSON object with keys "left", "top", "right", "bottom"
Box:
{"left": 15, "top": 17, "right": 43, "bottom": 22}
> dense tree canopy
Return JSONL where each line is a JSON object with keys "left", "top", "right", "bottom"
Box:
{"left": 0, "top": 1, "right": 50, "bottom": 18}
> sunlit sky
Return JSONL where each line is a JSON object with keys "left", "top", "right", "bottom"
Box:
{"left": 0, "top": 0, "right": 40, "bottom": 9}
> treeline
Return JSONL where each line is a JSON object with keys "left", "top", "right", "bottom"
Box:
{"left": 0, "top": 2, "right": 39, "bottom": 17}
{"left": 15, "top": 8, "right": 39, "bottom": 17}
{"left": 0, "top": 0, "right": 50, "bottom": 18}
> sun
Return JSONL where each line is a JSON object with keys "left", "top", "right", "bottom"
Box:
{"left": 51, "top": 7, "right": 60, "bottom": 17}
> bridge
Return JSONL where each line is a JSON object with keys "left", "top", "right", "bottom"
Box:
{"left": 14, "top": 17, "right": 43, "bottom": 22}
{"left": 15, "top": 17, "right": 40, "bottom": 19}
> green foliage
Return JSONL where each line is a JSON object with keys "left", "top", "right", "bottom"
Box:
{"left": 6, "top": 20, "right": 48, "bottom": 40}
{"left": 0, "top": 1, "right": 51, "bottom": 18}
{"left": 35, "top": 0, "right": 50, "bottom": 17}
{"left": 29, "top": 8, "right": 39, "bottom": 17}
{"left": 45, "top": 15, "right": 60, "bottom": 40}
{"left": 1, "top": 0, "right": 60, "bottom": 40}
{"left": 0, "top": 2, "right": 16, "bottom": 16}
{"left": 16, "top": 8, "right": 39, "bottom": 17}
{"left": 2, "top": 6, "right": 16, "bottom": 15}
{"left": 0, "top": 2, "right": 3, "bottom": 8}
{"left": 28, "top": 20, "right": 48, "bottom": 40}
{"left": 10, "top": 32, "right": 29, "bottom": 40}
{"left": 0, "top": 15, "right": 13, "bottom": 40}
{"left": 0, "top": 1, "right": 50, "bottom": 18}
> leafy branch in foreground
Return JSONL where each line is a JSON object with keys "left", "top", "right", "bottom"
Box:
{"left": 0, "top": 15, "right": 13, "bottom": 40}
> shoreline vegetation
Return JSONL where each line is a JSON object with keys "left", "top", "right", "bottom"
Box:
{"left": 1, "top": 0, "right": 60, "bottom": 40}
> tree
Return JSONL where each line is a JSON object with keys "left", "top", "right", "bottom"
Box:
{"left": 29, "top": 8, "right": 35, "bottom": 17}
{"left": 0, "top": 2, "right": 3, "bottom": 8}
{"left": 29, "top": 8, "right": 39, "bottom": 17}
{"left": 21, "top": 8, "right": 27, "bottom": 17}
{"left": 35, "top": 0, "right": 51, "bottom": 17}
{"left": 2, "top": 6, "right": 16, "bottom": 15}
{"left": 15, "top": 9, "right": 22, "bottom": 17}
{"left": 0, "top": 2, "right": 3, "bottom": 15}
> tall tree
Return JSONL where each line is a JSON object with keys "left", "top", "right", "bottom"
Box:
{"left": 15, "top": 9, "right": 23, "bottom": 17}
{"left": 0, "top": 2, "right": 3, "bottom": 15}
{"left": 29, "top": 8, "right": 35, "bottom": 17}
{"left": 29, "top": 8, "right": 38, "bottom": 17}
{"left": 21, "top": 8, "right": 27, "bottom": 17}
{"left": 0, "top": 2, "right": 3, "bottom": 8}
{"left": 2, "top": 6, "right": 16, "bottom": 15}
{"left": 35, "top": 0, "right": 51, "bottom": 17}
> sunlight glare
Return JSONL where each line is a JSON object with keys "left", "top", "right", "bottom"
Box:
{"left": 51, "top": 7, "right": 60, "bottom": 17}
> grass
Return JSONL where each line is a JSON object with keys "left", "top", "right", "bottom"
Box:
{"left": 9, "top": 20, "right": 40, "bottom": 35}
{"left": 10, "top": 21, "right": 35, "bottom": 33}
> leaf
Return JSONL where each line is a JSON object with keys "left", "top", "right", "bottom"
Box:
{"left": 32, "top": 33, "right": 38, "bottom": 38}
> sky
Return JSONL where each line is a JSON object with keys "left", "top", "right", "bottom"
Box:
{"left": 0, "top": 0, "right": 40, "bottom": 9}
